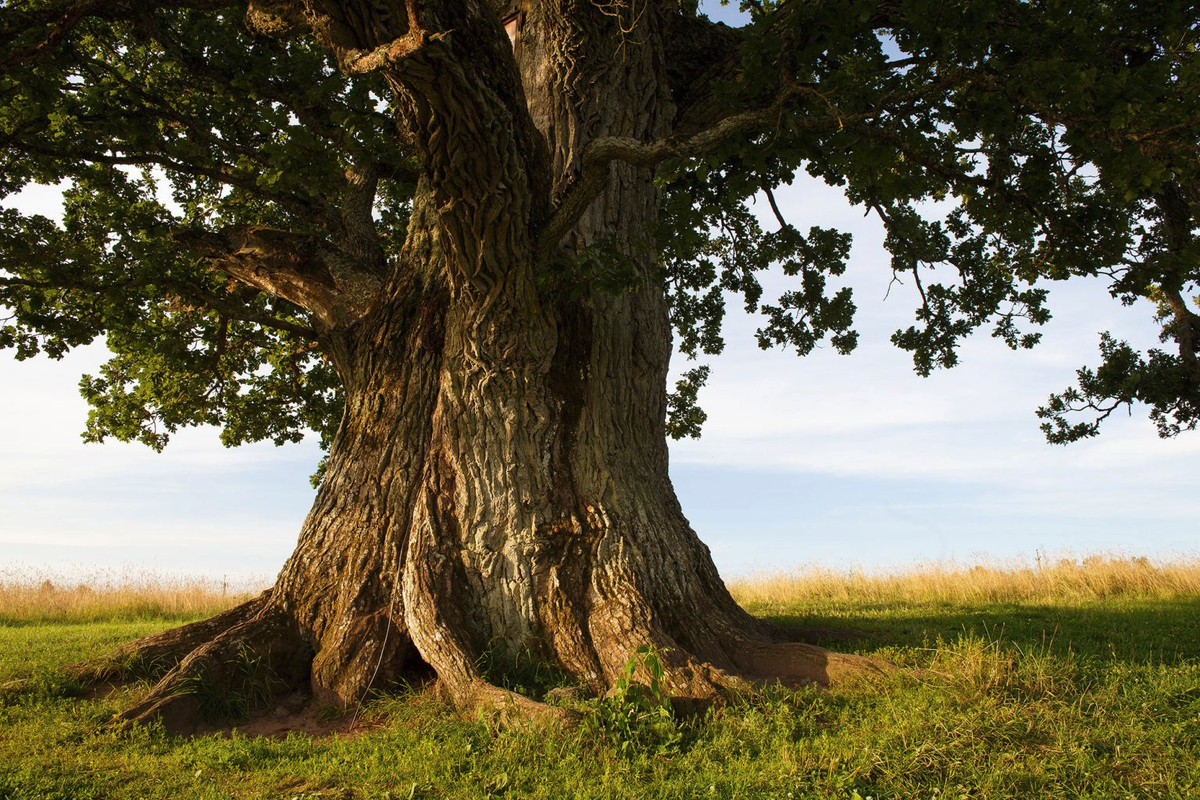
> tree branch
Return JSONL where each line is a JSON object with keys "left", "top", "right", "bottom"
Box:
{"left": 870, "top": 202, "right": 931, "bottom": 315}
{"left": 339, "top": 29, "right": 447, "bottom": 75}
{"left": 150, "top": 21, "right": 415, "bottom": 182}
{"left": 536, "top": 94, "right": 854, "bottom": 262}
{"left": 7, "top": 137, "right": 325, "bottom": 220}
{"left": 763, "top": 185, "right": 792, "bottom": 231}
{"left": 179, "top": 287, "right": 318, "bottom": 340}
{"left": 1, "top": 268, "right": 317, "bottom": 340}
{"left": 173, "top": 225, "right": 382, "bottom": 330}
{"left": 664, "top": 3, "right": 907, "bottom": 136}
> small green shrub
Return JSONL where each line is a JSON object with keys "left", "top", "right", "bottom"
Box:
{"left": 584, "top": 645, "right": 682, "bottom": 755}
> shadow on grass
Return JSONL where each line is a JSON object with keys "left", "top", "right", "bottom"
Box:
{"left": 760, "top": 596, "right": 1200, "bottom": 665}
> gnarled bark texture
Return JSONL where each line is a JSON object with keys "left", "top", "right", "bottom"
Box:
{"left": 82, "top": 1, "right": 887, "bottom": 730}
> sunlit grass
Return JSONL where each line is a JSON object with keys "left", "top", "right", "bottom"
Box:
{"left": 2, "top": 553, "right": 1198, "bottom": 799}
{"left": 5, "top": 553, "right": 1195, "bottom": 627}
{"left": 0, "top": 566, "right": 266, "bottom": 625}
{"left": 728, "top": 552, "right": 1200, "bottom": 607}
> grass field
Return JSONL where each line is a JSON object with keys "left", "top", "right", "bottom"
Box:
{"left": 1, "top": 555, "right": 1198, "bottom": 799}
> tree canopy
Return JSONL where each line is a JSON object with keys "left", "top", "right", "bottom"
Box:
{"left": 2, "top": 0, "right": 1198, "bottom": 455}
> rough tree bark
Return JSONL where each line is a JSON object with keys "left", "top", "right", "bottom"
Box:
{"left": 74, "top": 0, "right": 888, "bottom": 730}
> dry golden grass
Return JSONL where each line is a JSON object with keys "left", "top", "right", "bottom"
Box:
{"left": 728, "top": 552, "right": 1200, "bottom": 606}
{"left": 4, "top": 553, "right": 1197, "bottom": 625}
{"left": 0, "top": 567, "right": 265, "bottom": 624}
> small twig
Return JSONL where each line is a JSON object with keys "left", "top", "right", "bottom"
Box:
{"left": 762, "top": 185, "right": 792, "bottom": 231}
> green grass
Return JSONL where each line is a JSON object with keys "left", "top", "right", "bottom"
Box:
{"left": 2, "top": 580, "right": 1199, "bottom": 798}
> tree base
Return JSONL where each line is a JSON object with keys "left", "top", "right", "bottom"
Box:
{"left": 69, "top": 594, "right": 893, "bottom": 736}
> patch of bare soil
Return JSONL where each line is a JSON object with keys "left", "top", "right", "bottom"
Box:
{"left": 73, "top": 680, "right": 388, "bottom": 739}
{"left": 191, "top": 692, "right": 388, "bottom": 739}
{"left": 80, "top": 680, "right": 125, "bottom": 702}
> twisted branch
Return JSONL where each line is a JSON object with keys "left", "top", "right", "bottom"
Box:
{"left": 174, "top": 225, "right": 382, "bottom": 330}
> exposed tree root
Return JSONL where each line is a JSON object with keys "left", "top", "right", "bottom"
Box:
{"left": 66, "top": 592, "right": 274, "bottom": 686}
{"left": 448, "top": 679, "right": 583, "bottom": 728}
{"left": 430, "top": 620, "right": 894, "bottom": 727}
{"left": 588, "top": 634, "right": 895, "bottom": 717}
{"left": 98, "top": 599, "right": 310, "bottom": 735}
{"left": 733, "top": 640, "right": 896, "bottom": 688}
{"left": 73, "top": 614, "right": 895, "bottom": 735}
{"left": 68, "top": 573, "right": 892, "bottom": 736}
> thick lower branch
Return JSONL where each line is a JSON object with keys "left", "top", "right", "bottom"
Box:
{"left": 341, "top": 29, "right": 447, "bottom": 75}
{"left": 174, "top": 225, "right": 382, "bottom": 329}
{"left": 116, "top": 603, "right": 311, "bottom": 733}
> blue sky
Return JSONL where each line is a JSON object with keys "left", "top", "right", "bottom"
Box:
{"left": 664, "top": 174, "right": 1200, "bottom": 574}
{"left": 2, "top": 10, "right": 1196, "bottom": 583}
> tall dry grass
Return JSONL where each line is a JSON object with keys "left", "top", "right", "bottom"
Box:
{"left": 728, "top": 553, "right": 1200, "bottom": 607}
{"left": 0, "top": 567, "right": 266, "bottom": 624}
{"left": 4, "top": 554, "right": 1197, "bottom": 624}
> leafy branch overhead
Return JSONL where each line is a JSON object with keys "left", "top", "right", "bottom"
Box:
{"left": 1, "top": 0, "right": 1197, "bottom": 452}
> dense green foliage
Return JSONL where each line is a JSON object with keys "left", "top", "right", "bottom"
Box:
{"left": 1, "top": 0, "right": 1198, "bottom": 452}
{"left": 3, "top": 588, "right": 1198, "bottom": 798}
{"left": 0, "top": 4, "right": 399, "bottom": 451}
{"left": 663, "top": 0, "right": 1200, "bottom": 441}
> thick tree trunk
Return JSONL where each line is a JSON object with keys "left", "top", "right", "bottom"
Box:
{"left": 81, "top": 2, "right": 887, "bottom": 731}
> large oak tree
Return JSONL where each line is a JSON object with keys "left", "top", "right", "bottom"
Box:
{"left": 1, "top": 0, "right": 1196, "bottom": 728}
